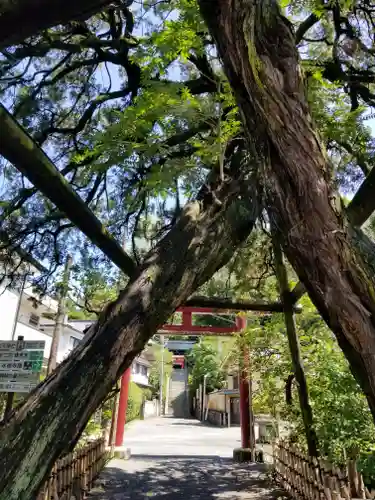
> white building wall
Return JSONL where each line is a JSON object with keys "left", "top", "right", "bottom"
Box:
{"left": 15, "top": 323, "right": 53, "bottom": 359}
{"left": 22, "top": 284, "right": 58, "bottom": 312}
{"left": 58, "top": 330, "right": 84, "bottom": 363}
{"left": 131, "top": 356, "right": 150, "bottom": 387}
{"left": 131, "top": 371, "right": 149, "bottom": 387}
{"left": 68, "top": 320, "right": 93, "bottom": 332}
{"left": 57, "top": 330, "right": 73, "bottom": 363}
{"left": 0, "top": 284, "right": 79, "bottom": 363}
{"left": 39, "top": 324, "right": 84, "bottom": 363}
{"left": 0, "top": 286, "right": 19, "bottom": 340}
{"left": 0, "top": 291, "right": 149, "bottom": 374}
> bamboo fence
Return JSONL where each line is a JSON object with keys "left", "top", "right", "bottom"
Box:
{"left": 37, "top": 438, "right": 108, "bottom": 500}
{"left": 273, "top": 440, "right": 375, "bottom": 500}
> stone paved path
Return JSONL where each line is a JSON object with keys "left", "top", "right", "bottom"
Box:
{"left": 88, "top": 417, "right": 283, "bottom": 500}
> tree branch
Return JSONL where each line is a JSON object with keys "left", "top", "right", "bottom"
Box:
{"left": 0, "top": 104, "right": 137, "bottom": 278}
{"left": 295, "top": 13, "right": 320, "bottom": 45}
{"left": 0, "top": 0, "right": 119, "bottom": 49}
{"left": 347, "top": 166, "right": 375, "bottom": 227}
{"left": 335, "top": 140, "right": 371, "bottom": 176}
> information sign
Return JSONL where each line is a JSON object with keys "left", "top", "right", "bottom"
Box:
{"left": 0, "top": 338, "right": 45, "bottom": 392}
{"left": 0, "top": 372, "right": 39, "bottom": 382}
{"left": 0, "top": 340, "right": 45, "bottom": 351}
{"left": 0, "top": 350, "right": 44, "bottom": 362}
{"left": 0, "top": 360, "right": 43, "bottom": 373}
{"left": 0, "top": 381, "right": 38, "bottom": 393}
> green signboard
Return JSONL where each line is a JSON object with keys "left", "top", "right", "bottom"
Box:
{"left": 0, "top": 339, "right": 45, "bottom": 392}
{"left": 0, "top": 350, "right": 44, "bottom": 362}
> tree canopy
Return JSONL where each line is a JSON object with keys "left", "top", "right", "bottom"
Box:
{"left": 1, "top": 0, "right": 373, "bottom": 291}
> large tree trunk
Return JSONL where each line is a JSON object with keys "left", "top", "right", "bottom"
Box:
{"left": 0, "top": 0, "right": 113, "bottom": 49}
{"left": 198, "top": 0, "right": 375, "bottom": 421}
{"left": 0, "top": 159, "right": 259, "bottom": 499}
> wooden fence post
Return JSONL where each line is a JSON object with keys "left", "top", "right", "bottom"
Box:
{"left": 272, "top": 440, "right": 372, "bottom": 500}
{"left": 37, "top": 438, "right": 108, "bottom": 499}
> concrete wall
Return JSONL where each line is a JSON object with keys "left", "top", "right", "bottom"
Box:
{"left": 168, "top": 368, "right": 189, "bottom": 417}
{"left": 144, "top": 399, "right": 159, "bottom": 419}
{"left": 207, "top": 391, "right": 227, "bottom": 412}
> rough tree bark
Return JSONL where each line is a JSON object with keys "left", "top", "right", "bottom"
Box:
{"left": 198, "top": 0, "right": 375, "bottom": 421}
{"left": 0, "top": 154, "right": 259, "bottom": 499}
{"left": 272, "top": 235, "right": 318, "bottom": 457}
{"left": 0, "top": 0, "right": 114, "bottom": 49}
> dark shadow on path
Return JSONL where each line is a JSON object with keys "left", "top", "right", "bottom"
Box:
{"left": 88, "top": 455, "right": 284, "bottom": 499}
{"left": 169, "top": 420, "right": 203, "bottom": 426}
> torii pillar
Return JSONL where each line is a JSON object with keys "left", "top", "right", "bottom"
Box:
{"left": 233, "top": 315, "right": 254, "bottom": 462}
{"left": 115, "top": 367, "right": 131, "bottom": 446}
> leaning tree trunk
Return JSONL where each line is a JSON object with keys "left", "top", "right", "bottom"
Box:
{"left": 272, "top": 235, "right": 319, "bottom": 457}
{"left": 198, "top": 0, "right": 375, "bottom": 421}
{"left": 0, "top": 158, "right": 259, "bottom": 499}
{"left": 0, "top": 0, "right": 114, "bottom": 49}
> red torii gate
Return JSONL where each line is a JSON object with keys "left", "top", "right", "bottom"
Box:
{"left": 115, "top": 306, "right": 254, "bottom": 451}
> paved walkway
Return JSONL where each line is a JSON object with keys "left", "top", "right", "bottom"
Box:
{"left": 88, "top": 417, "right": 283, "bottom": 500}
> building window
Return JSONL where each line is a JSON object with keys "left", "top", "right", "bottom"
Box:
{"left": 29, "top": 313, "right": 40, "bottom": 328}
{"left": 140, "top": 365, "right": 147, "bottom": 376}
{"left": 70, "top": 336, "right": 80, "bottom": 349}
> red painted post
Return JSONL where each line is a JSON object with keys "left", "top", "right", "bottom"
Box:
{"left": 238, "top": 316, "right": 251, "bottom": 449}
{"left": 239, "top": 345, "right": 251, "bottom": 449}
{"left": 182, "top": 310, "right": 192, "bottom": 329}
{"left": 115, "top": 367, "right": 131, "bottom": 446}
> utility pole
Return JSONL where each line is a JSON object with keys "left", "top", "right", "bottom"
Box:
{"left": 47, "top": 254, "right": 72, "bottom": 374}
{"left": 203, "top": 373, "right": 208, "bottom": 420}
{"left": 165, "top": 375, "right": 170, "bottom": 415}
